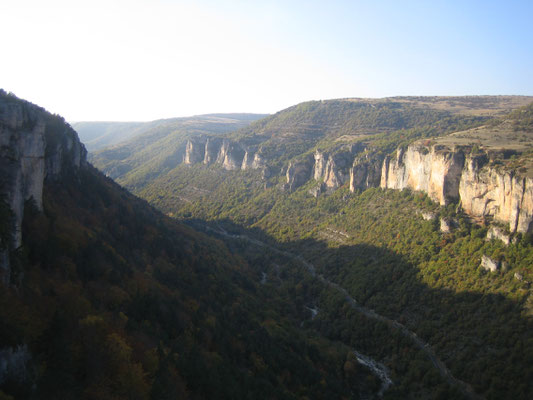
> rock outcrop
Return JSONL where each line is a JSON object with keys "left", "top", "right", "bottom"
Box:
{"left": 459, "top": 155, "right": 533, "bottom": 233}
{"left": 221, "top": 141, "right": 245, "bottom": 170}
{"left": 313, "top": 145, "right": 363, "bottom": 190}
{"left": 0, "top": 91, "right": 86, "bottom": 282}
{"left": 184, "top": 137, "right": 207, "bottom": 165}
{"left": 480, "top": 255, "right": 499, "bottom": 272}
{"left": 486, "top": 226, "right": 511, "bottom": 245}
{"left": 286, "top": 155, "right": 314, "bottom": 192}
{"left": 350, "top": 152, "right": 384, "bottom": 191}
{"left": 313, "top": 150, "right": 329, "bottom": 181}
{"left": 380, "top": 142, "right": 533, "bottom": 233}
{"left": 381, "top": 144, "right": 464, "bottom": 205}
{"left": 184, "top": 137, "right": 262, "bottom": 172}
{"left": 203, "top": 137, "right": 223, "bottom": 165}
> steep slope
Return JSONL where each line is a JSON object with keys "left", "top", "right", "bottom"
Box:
{"left": 0, "top": 92, "right": 383, "bottom": 399}
{"left": 98, "top": 96, "right": 533, "bottom": 399}
{"left": 0, "top": 90, "right": 86, "bottom": 283}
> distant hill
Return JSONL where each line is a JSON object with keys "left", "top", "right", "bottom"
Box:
{"left": 91, "top": 95, "right": 532, "bottom": 190}
{"left": 73, "top": 113, "right": 266, "bottom": 152}
{"left": 71, "top": 121, "right": 145, "bottom": 151}
{"left": 87, "top": 113, "right": 266, "bottom": 189}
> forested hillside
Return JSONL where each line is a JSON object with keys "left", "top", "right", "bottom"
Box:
{"left": 92, "top": 96, "right": 532, "bottom": 190}
{"left": 88, "top": 113, "right": 266, "bottom": 188}
{"left": 90, "top": 96, "right": 533, "bottom": 399}
{"left": 0, "top": 92, "right": 384, "bottom": 400}
{"left": 76, "top": 114, "right": 266, "bottom": 152}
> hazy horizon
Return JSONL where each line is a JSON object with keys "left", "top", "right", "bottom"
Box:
{"left": 1, "top": 0, "right": 532, "bottom": 121}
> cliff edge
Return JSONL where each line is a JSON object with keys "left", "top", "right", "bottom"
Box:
{"left": 0, "top": 90, "right": 87, "bottom": 282}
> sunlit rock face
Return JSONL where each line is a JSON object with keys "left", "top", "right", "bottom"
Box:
{"left": 313, "top": 150, "right": 328, "bottom": 181}
{"left": 380, "top": 142, "right": 533, "bottom": 233}
{"left": 313, "top": 145, "right": 364, "bottom": 190}
{"left": 381, "top": 144, "right": 464, "bottom": 205}
{"left": 480, "top": 255, "right": 499, "bottom": 272}
{"left": 486, "top": 226, "right": 510, "bottom": 245}
{"left": 459, "top": 155, "right": 533, "bottom": 233}
{"left": 184, "top": 135, "right": 266, "bottom": 172}
{"left": 0, "top": 92, "right": 86, "bottom": 281}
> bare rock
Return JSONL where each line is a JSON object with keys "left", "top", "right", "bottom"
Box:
{"left": 203, "top": 137, "right": 223, "bottom": 165}
{"left": 480, "top": 255, "right": 499, "bottom": 272}
{"left": 486, "top": 226, "right": 511, "bottom": 245}
{"left": 381, "top": 144, "right": 464, "bottom": 205}
{"left": 309, "top": 183, "right": 325, "bottom": 198}
{"left": 440, "top": 218, "right": 454, "bottom": 233}
{"left": 0, "top": 92, "right": 86, "bottom": 282}
{"left": 286, "top": 155, "right": 314, "bottom": 192}
{"left": 421, "top": 211, "right": 437, "bottom": 221}
{"left": 184, "top": 138, "right": 207, "bottom": 164}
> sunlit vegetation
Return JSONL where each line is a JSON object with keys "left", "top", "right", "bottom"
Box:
{"left": 135, "top": 155, "right": 533, "bottom": 399}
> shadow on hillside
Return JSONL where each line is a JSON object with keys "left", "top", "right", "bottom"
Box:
{"left": 186, "top": 218, "right": 532, "bottom": 400}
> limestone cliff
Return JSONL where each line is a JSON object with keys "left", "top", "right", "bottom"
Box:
{"left": 240, "top": 150, "right": 265, "bottom": 170}
{"left": 184, "top": 137, "right": 207, "bottom": 164}
{"left": 220, "top": 140, "right": 245, "bottom": 170}
{"left": 0, "top": 91, "right": 87, "bottom": 282}
{"left": 459, "top": 155, "right": 533, "bottom": 233}
{"left": 313, "top": 150, "right": 329, "bottom": 181}
{"left": 286, "top": 155, "right": 314, "bottom": 192}
{"left": 184, "top": 136, "right": 264, "bottom": 172}
{"left": 350, "top": 152, "right": 384, "bottom": 191}
{"left": 380, "top": 142, "right": 533, "bottom": 233}
{"left": 380, "top": 144, "right": 464, "bottom": 205}
{"left": 313, "top": 145, "right": 362, "bottom": 190}
{"left": 203, "top": 137, "right": 223, "bottom": 165}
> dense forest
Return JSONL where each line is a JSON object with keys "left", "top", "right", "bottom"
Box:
{"left": 1, "top": 165, "right": 390, "bottom": 399}
{"left": 98, "top": 98, "right": 533, "bottom": 399}
{"left": 2, "top": 93, "right": 533, "bottom": 399}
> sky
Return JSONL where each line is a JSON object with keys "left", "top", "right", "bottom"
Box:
{"left": 1, "top": 0, "right": 532, "bottom": 121}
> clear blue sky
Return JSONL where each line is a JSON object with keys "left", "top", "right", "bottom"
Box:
{"left": 1, "top": 0, "right": 531, "bottom": 121}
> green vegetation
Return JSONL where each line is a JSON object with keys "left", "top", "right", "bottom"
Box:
{"left": 509, "top": 102, "right": 533, "bottom": 132}
{"left": 91, "top": 96, "right": 533, "bottom": 195}
{"left": 138, "top": 163, "right": 533, "bottom": 399}
{"left": 4, "top": 94, "right": 533, "bottom": 399}
{"left": 127, "top": 98, "right": 533, "bottom": 399}
{"left": 88, "top": 114, "right": 266, "bottom": 189}
{"left": 1, "top": 167, "right": 383, "bottom": 399}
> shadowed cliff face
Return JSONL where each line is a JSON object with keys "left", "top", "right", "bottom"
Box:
{"left": 0, "top": 91, "right": 86, "bottom": 281}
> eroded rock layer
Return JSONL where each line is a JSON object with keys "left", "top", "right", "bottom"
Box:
{"left": 0, "top": 92, "right": 87, "bottom": 281}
